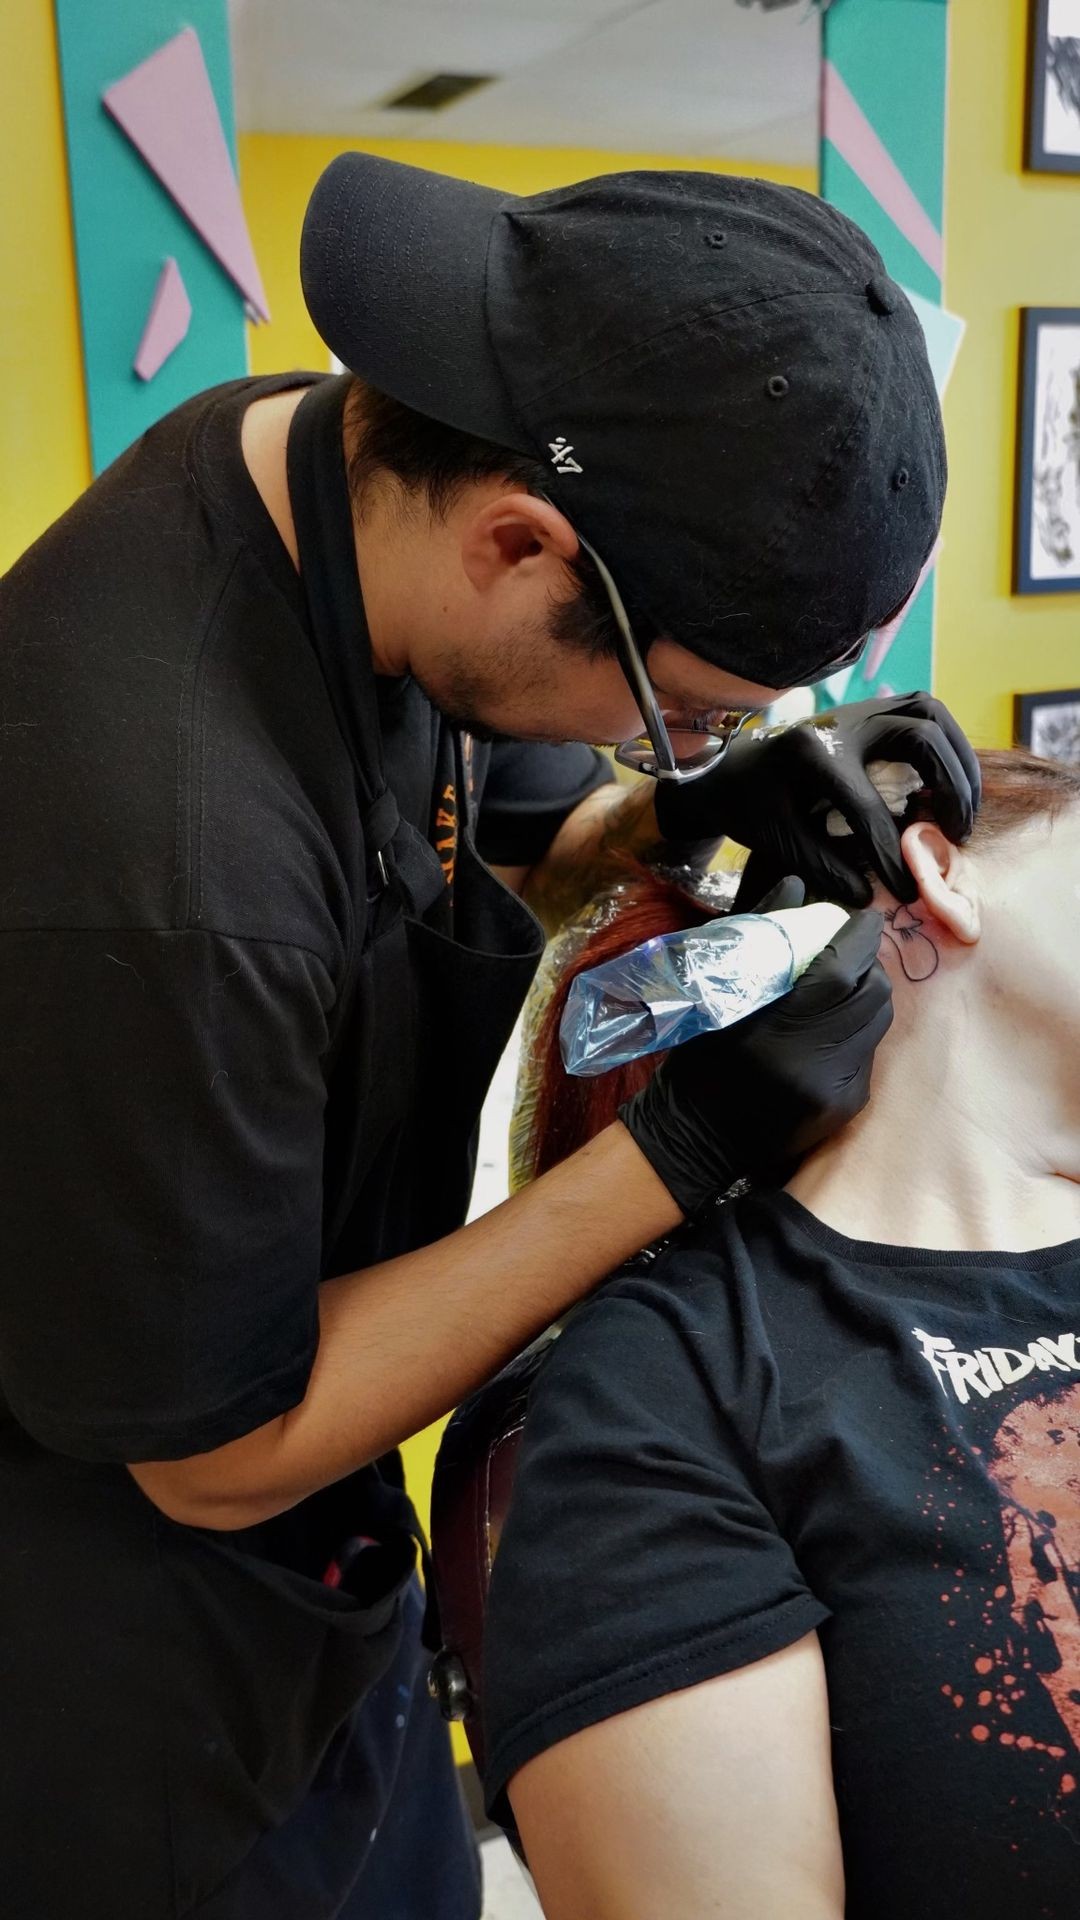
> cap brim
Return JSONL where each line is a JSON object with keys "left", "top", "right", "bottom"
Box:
{"left": 300, "top": 152, "right": 524, "bottom": 449}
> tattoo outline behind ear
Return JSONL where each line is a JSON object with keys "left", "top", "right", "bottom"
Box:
{"left": 883, "top": 904, "right": 940, "bottom": 981}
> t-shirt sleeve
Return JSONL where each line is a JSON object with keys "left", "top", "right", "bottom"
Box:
{"left": 0, "top": 927, "right": 334, "bottom": 1463}
{"left": 482, "top": 1266, "right": 830, "bottom": 1817}
{"left": 474, "top": 740, "right": 615, "bottom": 868}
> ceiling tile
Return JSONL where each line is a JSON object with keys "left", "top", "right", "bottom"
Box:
{"left": 229, "top": 0, "right": 819, "bottom": 166}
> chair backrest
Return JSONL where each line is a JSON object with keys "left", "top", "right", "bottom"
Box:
{"left": 426, "top": 1228, "right": 682, "bottom": 1777}
{"left": 428, "top": 1331, "right": 560, "bottom": 1778}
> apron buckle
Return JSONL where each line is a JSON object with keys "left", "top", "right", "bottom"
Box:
{"left": 367, "top": 845, "right": 392, "bottom": 905}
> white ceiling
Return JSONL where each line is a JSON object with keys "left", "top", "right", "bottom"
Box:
{"left": 228, "top": 0, "right": 821, "bottom": 167}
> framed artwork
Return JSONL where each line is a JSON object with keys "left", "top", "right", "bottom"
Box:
{"left": 1027, "top": 0, "right": 1080, "bottom": 173}
{"left": 1015, "top": 307, "right": 1080, "bottom": 593}
{"left": 1014, "top": 688, "right": 1080, "bottom": 765}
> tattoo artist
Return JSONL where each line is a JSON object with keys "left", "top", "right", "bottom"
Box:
{"left": 0, "top": 159, "right": 979, "bottom": 1919}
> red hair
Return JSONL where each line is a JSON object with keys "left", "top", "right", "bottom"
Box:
{"left": 521, "top": 748, "right": 1080, "bottom": 1183}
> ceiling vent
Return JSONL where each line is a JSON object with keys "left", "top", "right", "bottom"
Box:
{"left": 382, "top": 72, "right": 495, "bottom": 112}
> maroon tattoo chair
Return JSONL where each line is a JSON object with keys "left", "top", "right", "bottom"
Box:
{"left": 427, "top": 1332, "right": 560, "bottom": 1782}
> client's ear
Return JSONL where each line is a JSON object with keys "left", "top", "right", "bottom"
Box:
{"left": 899, "top": 822, "right": 981, "bottom": 945}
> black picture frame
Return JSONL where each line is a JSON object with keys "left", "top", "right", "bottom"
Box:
{"left": 1027, "top": 0, "right": 1080, "bottom": 174}
{"left": 1014, "top": 688, "right": 1080, "bottom": 765}
{"left": 1014, "top": 306, "right": 1080, "bottom": 594}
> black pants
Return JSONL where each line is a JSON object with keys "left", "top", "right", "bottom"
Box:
{"left": 0, "top": 1518, "right": 480, "bottom": 1920}
{"left": 199, "top": 1579, "right": 482, "bottom": 1919}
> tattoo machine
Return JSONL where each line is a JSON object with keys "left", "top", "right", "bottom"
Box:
{"left": 561, "top": 900, "right": 850, "bottom": 1076}
{"left": 561, "top": 760, "right": 921, "bottom": 1078}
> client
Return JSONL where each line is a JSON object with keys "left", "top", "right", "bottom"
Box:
{"left": 482, "top": 749, "right": 1080, "bottom": 1920}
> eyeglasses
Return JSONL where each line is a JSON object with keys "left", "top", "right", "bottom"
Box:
{"left": 572, "top": 527, "right": 758, "bottom": 786}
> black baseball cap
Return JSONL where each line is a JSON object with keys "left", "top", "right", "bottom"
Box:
{"left": 300, "top": 156, "right": 946, "bottom": 687}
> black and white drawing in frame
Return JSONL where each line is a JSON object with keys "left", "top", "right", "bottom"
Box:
{"left": 1014, "top": 688, "right": 1080, "bottom": 767}
{"left": 1015, "top": 308, "right": 1080, "bottom": 593}
{"left": 1028, "top": 0, "right": 1080, "bottom": 172}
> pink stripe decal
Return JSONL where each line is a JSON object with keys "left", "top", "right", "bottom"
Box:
{"left": 822, "top": 62, "right": 944, "bottom": 281}
{"left": 864, "top": 540, "right": 941, "bottom": 680}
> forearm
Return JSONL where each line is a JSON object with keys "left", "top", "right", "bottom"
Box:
{"left": 131, "top": 1122, "right": 681, "bottom": 1529}
{"left": 522, "top": 779, "right": 719, "bottom": 937}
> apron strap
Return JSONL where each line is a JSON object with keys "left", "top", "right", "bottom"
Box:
{"left": 286, "top": 377, "right": 398, "bottom": 899}
{"left": 363, "top": 789, "right": 402, "bottom": 899}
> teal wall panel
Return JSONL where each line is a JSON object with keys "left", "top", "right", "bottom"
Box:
{"left": 842, "top": 577, "right": 937, "bottom": 704}
{"left": 55, "top": 0, "right": 248, "bottom": 475}
{"left": 825, "top": 0, "right": 948, "bottom": 232}
{"left": 818, "top": 0, "right": 950, "bottom": 706}
{"left": 819, "top": 145, "right": 941, "bottom": 304}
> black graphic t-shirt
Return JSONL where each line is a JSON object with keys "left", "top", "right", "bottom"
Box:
{"left": 0, "top": 371, "right": 611, "bottom": 1464}
{"left": 484, "top": 1190, "right": 1080, "bottom": 1917}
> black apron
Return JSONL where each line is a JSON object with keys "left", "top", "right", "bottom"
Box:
{"left": 225, "top": 374, "right": 544, "bottom": 1916}
{"left": 120, "top": 380, "right": 546, "bottom": 1920}
{"left": 181, "top": 376, "right": 546, "bottom": 1919}
{"left": 285, "top": 377, "right": 545, "bottom": 1282}
{"left": 167, "top": 379, "right": 544, "bottom": 1920}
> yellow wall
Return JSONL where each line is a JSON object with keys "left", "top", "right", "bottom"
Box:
{"left": 239, "top": 132, "right": 816, "bottom": 379}
{"left": 0, "top": 0, "right": 90, "bottom": 575}
{"left": 937, "top": 0, "right": 1080, "bottom": 748}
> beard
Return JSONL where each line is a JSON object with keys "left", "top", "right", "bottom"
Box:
{"left": 411, "top": 611, "right": 575, "bottom": 743}
{"left": 408, "top": 666, "right": 500, "bottom": 741}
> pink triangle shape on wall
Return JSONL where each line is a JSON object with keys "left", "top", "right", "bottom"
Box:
{"left": 103, "top": 27, "right": 269, "bottom": 323}
{"left": 134, "top": 257, "right": 192, "bottom": 381}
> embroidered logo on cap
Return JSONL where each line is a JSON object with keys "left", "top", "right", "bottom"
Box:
{"left": 549, "top": 436, "right": 583, "bottom": 475}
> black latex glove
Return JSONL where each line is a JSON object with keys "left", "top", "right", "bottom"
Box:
{"left": 655, "top": 692, "right": 982, "bottom": 908}
{"left": 620, "top": 900, "right": 892, "bottom": 1216}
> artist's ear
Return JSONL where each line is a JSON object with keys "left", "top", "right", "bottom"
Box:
{"left": 900, "top": 822, "right": 981, "bottom": 945}
{"left": 459, "top": 492, "right": 578, "bottom": 592}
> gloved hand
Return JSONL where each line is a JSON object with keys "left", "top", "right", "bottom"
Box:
{"left": 619, "top": 889, "right": 892, "bottom": 1216}
{"left": 655, "top": 692, "right": 981, "bottom": 908}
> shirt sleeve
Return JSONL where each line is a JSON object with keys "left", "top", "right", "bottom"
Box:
{"left": 482, "top": 1265, "right": 830, "bottom": 1818}
{"left": 0, "top": 927, "right": 334, "bottom": 1463}
{"left": 474, "top": 741, "right": 615, "bottom": 869}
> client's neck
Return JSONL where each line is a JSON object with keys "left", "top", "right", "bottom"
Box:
{"left": 786, "top": 969, "right": 1080, "bottom": 1255}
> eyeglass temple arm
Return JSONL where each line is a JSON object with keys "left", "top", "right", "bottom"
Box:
{"left": 568, "top": 523, "right": 680, "bottom": 776}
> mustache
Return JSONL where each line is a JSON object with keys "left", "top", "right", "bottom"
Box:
{"left": 661, "top": 708, "right": 739, "bottom": 733}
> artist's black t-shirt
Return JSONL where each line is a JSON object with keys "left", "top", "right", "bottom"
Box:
{"left": 484, "top": 1190, "right": 1080, "bottom": 1918}
{"left": 0, "top": 372, "right": 609, "bottom": 1465}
